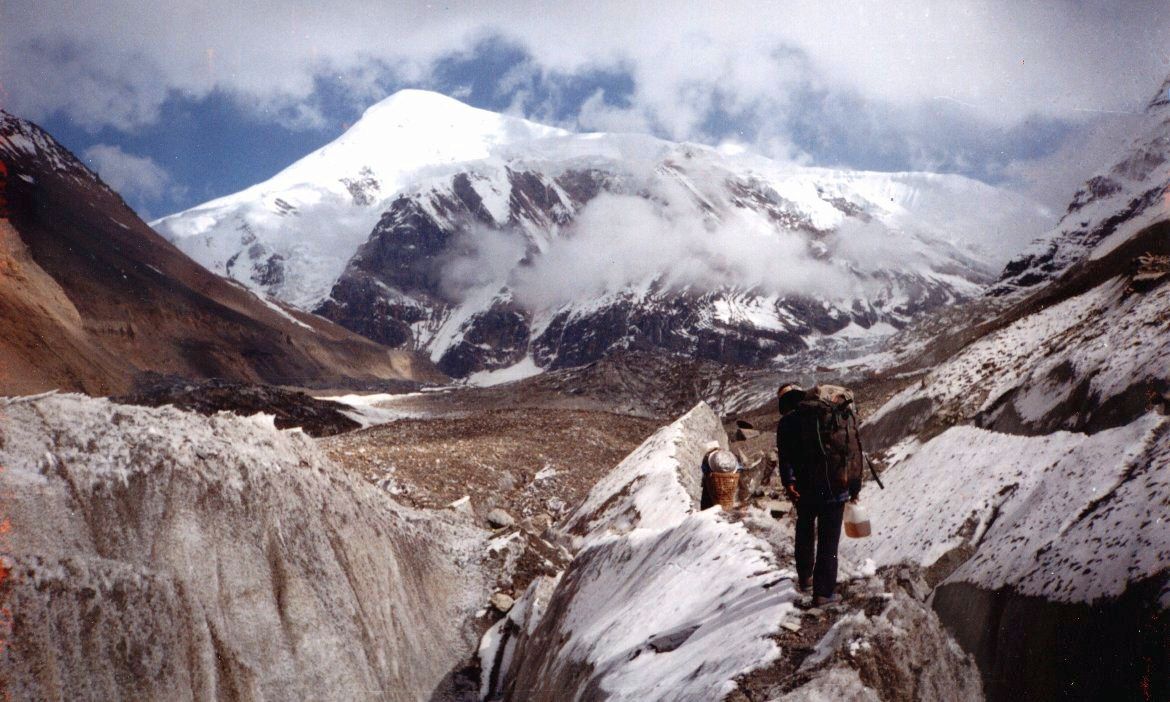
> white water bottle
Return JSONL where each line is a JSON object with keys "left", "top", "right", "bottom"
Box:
{"left": 844, "top": 502, "right": 871, "bottom": 538}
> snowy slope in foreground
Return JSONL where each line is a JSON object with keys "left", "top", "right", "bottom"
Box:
{"left": 482, "top": 404, "right": 981, "bottom": 701}
{"left": 0, "top": 393, "right": 492, "bottom": 701}
{"left": 482, "top": 404, "right": 799, "bottom": 700}
{"left": 845, "top": 414, "right": 1169, "bottom": 603}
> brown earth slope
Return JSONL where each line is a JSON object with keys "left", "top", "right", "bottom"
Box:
{"left": 0, "top": 112, "right": 443, "bottom": 396}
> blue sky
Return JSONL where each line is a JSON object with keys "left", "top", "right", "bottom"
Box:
{"left": 29, "top": 38, "right": 649, "bottom": 219}
{"left": 4, "top": 2, "right": 1168, "bottom": 220}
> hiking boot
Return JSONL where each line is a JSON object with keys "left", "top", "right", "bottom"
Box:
{"left": 812, "top": 594, "right": 841, "bottom": 607}
{"left": 796, "top": 577, "right": 812, "bottom": 593}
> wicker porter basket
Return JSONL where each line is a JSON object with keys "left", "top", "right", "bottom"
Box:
{"left": 707, "top": 472, "right": 740, "bottom": 511}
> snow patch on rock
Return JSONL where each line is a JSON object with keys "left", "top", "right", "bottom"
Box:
{"left": 483, "top": 403, "right": 804, "bottom": 700}
{"left": 563, "top": 402, "right": 722, "bottom": 540}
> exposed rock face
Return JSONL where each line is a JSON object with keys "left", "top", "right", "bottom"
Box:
{"left": 0, "top": 394, "right": 492, "bottom": 701}
{"left": 933, "top": 578, "right": 1168, "bottom": 701}
{"left": 439, "top": 302, "right": 531, "bottom": 378}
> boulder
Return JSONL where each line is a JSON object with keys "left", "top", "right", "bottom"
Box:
{"left": 490, "top": 592, "right": 516, "bottom": 613}
{"left": 448, "top": 495, "right": 474, "bottom": 516}
{"left": 487, "top": 508, "right": 516, "bottom": 529}
{"left": 524, "top": 513, "right": 553, "bottom": 534}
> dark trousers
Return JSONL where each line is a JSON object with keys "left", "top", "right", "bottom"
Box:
{"left": 795, "top": 501, "right": 845, "bottom": 598}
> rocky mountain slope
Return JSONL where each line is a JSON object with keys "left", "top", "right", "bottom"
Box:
{"left": 847, "top": 222, "right": 1170, "bottom": 700}
{"left": 155, "top": 91, "right": 1048, "bottom": 379}
{"left": 0, "top": 112, "right": 439, "bottom": 395}
{"left": 830, "top": 77, "right": 1170, "bottom": 702}
{"left": 994, "top": 75, "right": 1170, "bottom": 293}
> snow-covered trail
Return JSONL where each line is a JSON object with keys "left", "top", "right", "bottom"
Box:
{"left": 482, "top": 403, "right": 982, "bottom": 701}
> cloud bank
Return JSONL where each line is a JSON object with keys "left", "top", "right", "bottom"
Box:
{"left": 4, "top": 1, "right": 1168, "bottom": 213}
{"left": 83, "top": 144, "right": 180, "bottom": 207}
{"left": 439, "top": 191, "right": 991, "bottom": 313}
{"left": 5, "top": 2, "right": 1168, "bottom": 133}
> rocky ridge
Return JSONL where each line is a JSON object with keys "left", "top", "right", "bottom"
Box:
{"left": 994, "top": 77, "right": 1170, "bottom": 293}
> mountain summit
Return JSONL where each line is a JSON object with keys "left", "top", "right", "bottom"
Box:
{"left": 152, "top": 90, "right": 566, "bottom": 309}
{"left": 154, "top": 90, "right": 1050, "bottom": 379}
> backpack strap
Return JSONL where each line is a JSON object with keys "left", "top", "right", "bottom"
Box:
{"left": 848, "top": 410, "right": 884, "bottom": 490}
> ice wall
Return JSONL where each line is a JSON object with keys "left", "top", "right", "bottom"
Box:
{"left": 0, "top": 394, "right": 492, "bottom": 701}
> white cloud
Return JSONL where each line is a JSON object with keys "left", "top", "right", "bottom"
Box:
{"left": 4, "top": 0, "right": 1169, "bottom": 210}
{"left": 576, "top": 90, "right": 652, "bottom": 135}
{"left": 83, "top": 144, "right": 176, "bottom": 201}
{"left": 1001, "top": 112, "right": 1156, "bottom": 211}
{"left": 440, "top": 189, "right": 988, "bottom": 312}
{"left": 4, "top": 1, "right": 1168, "bottom": 134}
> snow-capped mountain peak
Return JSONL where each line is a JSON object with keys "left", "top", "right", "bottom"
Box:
{"left": 153, "top": 92, "right": 1050, "bottom": 378}
{"left": 150, "top": 90, "right": 568, "bottom": 308}
{"left": 262, "top": 89, "right": 569, "bottom": 196}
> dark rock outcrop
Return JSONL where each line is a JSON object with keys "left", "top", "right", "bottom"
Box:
{"left": 114, "top": 374, "right": 361, "bottom": 437}
{"left": 438, "top": 302, "right": 531, "bottom": 377}
{"left": 933, "top": 578, "right": 1168, "bottom": 702}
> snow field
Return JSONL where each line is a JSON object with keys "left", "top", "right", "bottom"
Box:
{"left": 313, "top": 391, "right": 435, "bottom": 427}
{"left": 870, "top": 268, "right": 1170, "bottom": 434}
{"left": 844, "top": 413, "right": 1169, "bottom": 603}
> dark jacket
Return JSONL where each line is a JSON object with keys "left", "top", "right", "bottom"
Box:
{"left": 777, "top": 410, "right": 860, "bottom": 504}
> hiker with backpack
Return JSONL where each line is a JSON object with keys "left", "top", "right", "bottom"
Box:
{"left": 776, "top": 383, "right": 875, "bottom": 606}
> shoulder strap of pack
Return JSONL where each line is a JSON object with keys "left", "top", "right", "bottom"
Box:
{"left": 848, "top": 410, "right": 884, "bottom": 490}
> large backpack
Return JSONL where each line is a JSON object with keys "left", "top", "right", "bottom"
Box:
{"left": 791, "top": 385, "right": 867, "bottom": 493}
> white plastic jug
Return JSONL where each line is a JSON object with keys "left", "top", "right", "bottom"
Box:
{"left": 844, "top": 502, "right": 871, "bottom": 538}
